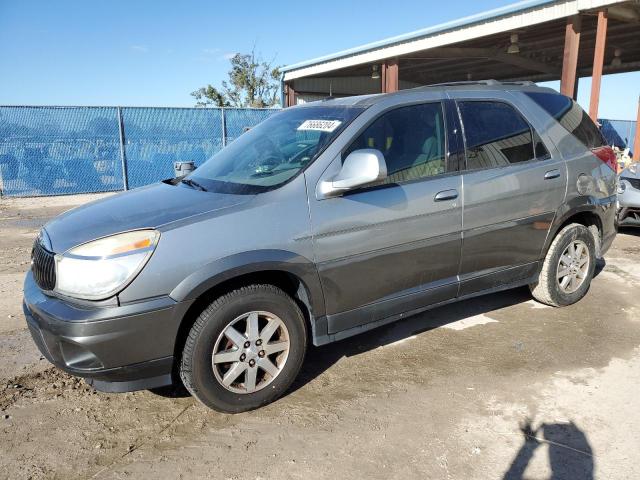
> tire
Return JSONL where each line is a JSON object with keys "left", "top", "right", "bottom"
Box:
{"left": 179, "top": 284, "right": 307, "bottom": 413}
{"left": 530, "top": 223, "right": 597, "bottom": 307}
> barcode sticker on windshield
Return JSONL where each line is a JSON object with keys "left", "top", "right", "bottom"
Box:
{"left": 297, "top": 120, "right": 342, "bottom": 132}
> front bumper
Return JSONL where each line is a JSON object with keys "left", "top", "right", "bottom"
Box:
{"left": 23, "top": 271, "right": 193, "bottom": 392}
{"left": 618, "top": 178, "right": 640, "bottom": 222}
{"left": 617, "top": 181, "right": 640, "bottom": 224}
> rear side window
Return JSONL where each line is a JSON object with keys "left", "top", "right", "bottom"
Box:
{"left": 458, "top": 101, "right": 536, "bottom": 170}
{"left": 524, "top": 92, "right": 605, "bottom": 149}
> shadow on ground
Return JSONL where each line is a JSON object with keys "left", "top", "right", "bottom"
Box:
{"left": 619, "top": 225, "right": 640, "bottom": 237}
{"left": 292, "top": 286, "right": 533, "bottom": 394}
{"left": 503, "top": 419, "right": 594, "bottom": 479}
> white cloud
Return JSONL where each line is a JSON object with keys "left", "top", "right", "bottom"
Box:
{"left": 131, "top": 45, "right": 149, "bottom": 53}
{"left": 202, "top": 48, "right": 220, "bottom": 55}
{"left": 221, "top": 52, "right": 236, "bottom": 60}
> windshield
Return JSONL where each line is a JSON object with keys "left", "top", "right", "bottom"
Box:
{"left": 186, "top": 105, "right": 364, "bottom": 194}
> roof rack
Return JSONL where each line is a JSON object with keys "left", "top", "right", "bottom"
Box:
{"left": 425, "top": 79, "right": 536, "bottom": 87}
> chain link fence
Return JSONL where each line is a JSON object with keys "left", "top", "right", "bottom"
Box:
{"left": 0, "top": 106, "right": 635, "bottom": 197}
{"left": 0, "top": 106, "right": 277, "bottom": 197}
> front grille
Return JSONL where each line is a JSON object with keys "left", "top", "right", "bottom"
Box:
{"left": 31, "top": 240, "right": 56, "bottom": 291}
{"left": 621, "top": 176, "right": 640, "bottom": 190}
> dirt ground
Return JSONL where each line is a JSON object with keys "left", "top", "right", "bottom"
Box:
{"left": 1, "top": 194, "right": 640, "bottom": 480}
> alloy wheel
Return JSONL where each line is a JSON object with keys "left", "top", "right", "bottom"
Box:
{"left": 212, "top": 311, "right": 290, "bottom": 394}
{"left": 556, "top": 240, "right": 590, "bottom": 294}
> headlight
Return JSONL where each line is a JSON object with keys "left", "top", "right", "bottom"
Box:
{"left": 618, "top": 180, "right": 626, "bottom": 194}
{"left": 55, "top": 230, "right": 159, "bottom": 300}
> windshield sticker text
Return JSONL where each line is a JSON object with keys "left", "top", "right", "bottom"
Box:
{"left": 297, "top": 120, "right": 342, "bottom": 132}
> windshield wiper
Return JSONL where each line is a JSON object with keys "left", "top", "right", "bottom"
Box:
{"left": 181, "top": 178, "right": 208, "bottom": 192}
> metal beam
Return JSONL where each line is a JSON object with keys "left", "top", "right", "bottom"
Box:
{"left": 508, "top": 60, "right": 640, "bottom": 83}
{"left": 589, "top": 10, "right": 608, "bottom": 120}
{"left": 493, "top": 51, "right": 560, "bottom": 75}
{"left": 404, "top": 47, "right": 559, "bottom": 75}
{"left": 607, "top": 4, "right": 640, "bottom": 23}
{"left": 561, "top": 15, "right": 581, "bottom": 98}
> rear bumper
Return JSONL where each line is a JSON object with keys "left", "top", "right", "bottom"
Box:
{"left": 23, "top": 271, "right": 193, "bottom": 392}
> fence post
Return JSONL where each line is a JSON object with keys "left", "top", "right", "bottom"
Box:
{"left": 117, "top": 107, "right": 129, "bottom": 190}
{"left": 221, "top": 107, "right": 227, "bottom": 148}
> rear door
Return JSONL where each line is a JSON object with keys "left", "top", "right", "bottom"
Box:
{"left": 308, "top": 100, "right": 463, "bottom": 334}
{"left": 448, "top": 92, "right": 567, "bottom": 296}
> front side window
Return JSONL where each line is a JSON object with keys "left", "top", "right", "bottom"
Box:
{"left": 345, "top": 102, "right": 446, "bottom": 185}
{"left": 188, "top": 105, "right": 363, "bottom": 194}
{"left": 458, "top": 101, "right": 536, "bottom": 170}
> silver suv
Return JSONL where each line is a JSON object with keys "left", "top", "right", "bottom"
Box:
{"left": 24, "top": 81, "right": 618, "bottom": 412}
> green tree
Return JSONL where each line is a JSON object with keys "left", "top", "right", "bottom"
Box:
{"left": 192, "top": 50, "right": 281, "bottom": 108}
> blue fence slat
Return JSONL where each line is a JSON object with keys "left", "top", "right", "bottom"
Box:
{"left": 0, "top": 106, "right": 122, "bottom": 196}
{"left": 0, "top": 106, "right": 277, "bottom": 197}
{"left": 224, "top": 108, "right": 276, "bottom": 144}
{"left": 120, "top": 107, "right": 224, "bottom": 189}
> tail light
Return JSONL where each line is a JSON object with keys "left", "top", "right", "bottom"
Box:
{"left": 591, "top": 145, "right": 617, "bottom": 171}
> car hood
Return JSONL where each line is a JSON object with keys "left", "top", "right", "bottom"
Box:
{"left": 44, "top": 182, "right": 252, "bottom": 253}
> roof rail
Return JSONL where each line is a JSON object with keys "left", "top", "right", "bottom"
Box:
{"left": 499, "top": 80, "right": 536, "bottom": 86}
{"left": 425, "top": 79, "right": 536, "bottom": 87}
{"left": 428, "top": 79, "right": 500, "bottom": 87}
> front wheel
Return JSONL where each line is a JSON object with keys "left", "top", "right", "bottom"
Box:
{"left": 530, "top": 223, "right": 596, "bottom": 307}
{"left": 180, "top": 285, "right": 307, "bottom": 413}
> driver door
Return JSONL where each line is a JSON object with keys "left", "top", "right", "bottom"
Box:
{"left": 307, "top": 101, "right": 463, "bottom": 334}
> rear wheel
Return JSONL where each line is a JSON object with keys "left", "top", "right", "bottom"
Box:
{"left": 179, "top": 284, "right": 307, "bottom": 413}
{"left": 530, "top": 223, "right": 596, "bottom": 307}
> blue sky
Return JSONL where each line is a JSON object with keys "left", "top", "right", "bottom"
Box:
{"left": 0, "top": 0, "right": 638, "bottom": 119}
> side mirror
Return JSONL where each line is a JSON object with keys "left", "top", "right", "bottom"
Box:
{"left": 320, "top": 149, "right": 387, "bottom": 197}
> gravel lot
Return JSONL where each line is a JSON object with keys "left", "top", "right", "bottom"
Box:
{"left": 1, "top": 194, "right": 639, "bottom": 480}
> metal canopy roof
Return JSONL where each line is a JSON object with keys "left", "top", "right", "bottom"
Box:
{"left": 282, "top": 0, "right": 639, "bottom": 89}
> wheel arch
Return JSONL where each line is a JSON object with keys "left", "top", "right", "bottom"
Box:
{"left": 169, "top": 250, "right": 324, "bottom": 367}
{"left": 545, "top": 204, "right": 604, "bottom": 258}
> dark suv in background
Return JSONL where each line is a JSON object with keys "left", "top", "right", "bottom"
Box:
{"left": 24, "top": 81, "right": 617, "bottom": 412}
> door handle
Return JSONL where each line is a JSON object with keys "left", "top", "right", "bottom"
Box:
{"left": 544, "top": 169, "right": 561, "bottom": 180}
{"left": 434, "top": 189, "right": 458, "bottom": 202}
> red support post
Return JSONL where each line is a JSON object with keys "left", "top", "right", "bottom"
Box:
{"left": 560, "top": 15, "right": 581, "bottom": 98}
{"left": 285, "top": 83, "right": 296, "bottom": 107}
{"left": 589, "top": 10, "right": 608, "bottom": 121}
{"left": 381, "top": 58, "right": 399, "bottom": 93}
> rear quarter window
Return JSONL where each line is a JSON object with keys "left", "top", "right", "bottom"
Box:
{"left": 524, "top": 92, "right": 605, "bottom": 149}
